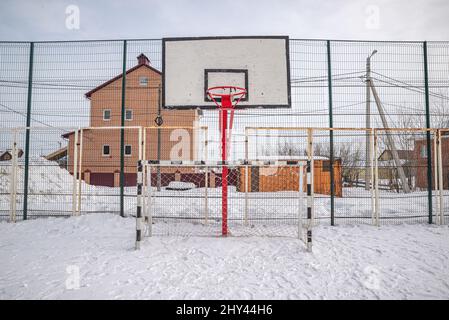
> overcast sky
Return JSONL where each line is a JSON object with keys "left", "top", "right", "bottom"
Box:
{"left": 0, "top": 0, "right": 448, "bottom": 41}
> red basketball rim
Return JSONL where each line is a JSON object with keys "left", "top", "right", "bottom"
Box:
{"left": 206, "top": 86, "right": 247, "bottom": 109}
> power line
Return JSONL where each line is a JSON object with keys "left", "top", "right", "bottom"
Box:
{"left": 0, "top": 102, "right": 67, "bottom": 131}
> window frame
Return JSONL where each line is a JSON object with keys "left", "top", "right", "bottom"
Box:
{"left": 102, "top": 144, "right": 111, "bottom": 157}
{"left": 103, "top": 109, "right": 111, "bottom": 121}
{"left": 139, "top": 76, "right": 149, "bottom": 86}
{"left": 420, "top": 145, "right": 427, "bottom": 159}
{"left": 125, "top": 109, "right": 133, "bottom": 121}
{"left": 124, "top": 144, "right": 132, "bottom": 157}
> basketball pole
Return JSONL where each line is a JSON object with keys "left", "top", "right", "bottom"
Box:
{"left": 220, "top": 95, "right": 233, "bottom": 237}
{"left": 208, "top": 86, "right": 246, "bottom": 237}
{"left": 221, "top": 107, "right": 228, "bottom": 236}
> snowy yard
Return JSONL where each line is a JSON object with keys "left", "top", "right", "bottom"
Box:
{"left": 1, "top": 213, "right": 448, "bottom": 299}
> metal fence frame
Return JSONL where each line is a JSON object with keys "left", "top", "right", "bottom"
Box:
{"left": 1, "top": 38, "right": 448, "bottom": 222}
{"left": 1, "top": 125, "right": 447, "bottom": 225}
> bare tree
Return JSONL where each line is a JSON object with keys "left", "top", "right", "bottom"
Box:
{"left": 376, "top": 91, "right": 449, "bottom": 191}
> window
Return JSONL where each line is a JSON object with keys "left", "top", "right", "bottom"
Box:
{"left": 125, "top": 109, "right": 133, "bottom": 121}
{"left": 103, "top": 109, "right": 111, "bottom": 121}
{"left": 420, "top": 145, "right": 427, "bottom": 158}
{"left": 125, "top": 145, "right": 132, "bottom": 156}
{"left": 322, "top": 160, "right": 331, "bottom": 172}
{"left": 139, "top": 76, "right": 149, "bottom": 86}
{"left": 102, "top": 145, "right": 110, "bottom": 156}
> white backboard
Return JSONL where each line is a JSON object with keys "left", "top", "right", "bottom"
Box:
{"left": 162, "top": 36, "right": 291, "bottom": 109}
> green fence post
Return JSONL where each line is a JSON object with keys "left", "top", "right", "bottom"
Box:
{"left": 326, "top": 40, "right": 335, "bottom": 226}
{"left": 423, "top": 41, "right": 433, "bottom": 224}
{"left": 23, "top": 42, "right": 34, "bottom": 220}
{"left": 120, "top": 40, "right": 127, "bottom": 217}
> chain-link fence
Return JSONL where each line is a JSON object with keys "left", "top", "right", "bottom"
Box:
{"left": 0, "top": 39, "right": 448, "bottom": 224}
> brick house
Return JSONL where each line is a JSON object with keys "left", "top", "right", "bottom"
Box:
{"left": 414, "top": 134, "right": 449, "bottom": 189}
{"left": 63, "top": 54, "right": 199, "bottom": 187}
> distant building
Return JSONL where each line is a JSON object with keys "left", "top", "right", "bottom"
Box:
{"left": 44, "top": 147, "right": 68, "bottom": 168}
{"left": 238, "top": 157, "right": 343, "bottom": 197}
{"left": 377, "top": 149, "right": 415, "bottom": 191}
{"left": 414, "top": 134, "right": 449, "bottom": 189}
{"left": 63, "top": 54, "right": 199, "bottom": 187}
{"left": 0, "top": 149, "right": 23, "bottom": 161}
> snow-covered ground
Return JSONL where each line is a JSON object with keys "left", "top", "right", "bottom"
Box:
{"left": 0, "top": 213, "right": 448, "bottom": 299}
{"left": 0, "top": 159, "right": 135, "bottom": 217}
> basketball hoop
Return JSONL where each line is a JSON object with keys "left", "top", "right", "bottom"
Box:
{"left": 207, "top": 85, "right": 247, "bottom": 156}
{"left": 206, "top": 86, "right": 247, "bottom": 237}
{"left": 206, "top": 86, "right": 247, "bottom": 109}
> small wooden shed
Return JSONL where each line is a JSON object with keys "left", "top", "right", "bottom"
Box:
{"left": 238, "top": 158, "right": 343, "bottom": 197}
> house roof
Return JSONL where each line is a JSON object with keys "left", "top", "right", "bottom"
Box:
{"left": 0, "top": 149, "right": 24, "bottom": 157}
{"left": 61, "top": 129, "right": 92, "bottom": 139}
{"left": 0, "top": 149, "right": 24, "bottom": 161}
{"left": 84, "top": 54, "right": 161, "bottom": 99}
{"left": 45, "top": 147, "right": 67, "bottom": 161}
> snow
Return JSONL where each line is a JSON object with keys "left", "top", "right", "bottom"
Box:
{"left": 1, "top": 213, "right": 448, "bottom": 299}
{"left": 0, "top": 158, "right": 135, "bottom": 217}
{"left": 166, "top": 181, "right": 197, "bottom": 190}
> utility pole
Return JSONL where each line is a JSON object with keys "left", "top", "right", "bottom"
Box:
{"left": 365, "top": 49, "right": 410, "bottom": 193}
{"left": 369, "top": 81, "right": 411, "bottom": 193}
{"left": 365, "top": 50, "right": 377, "bottom": 190}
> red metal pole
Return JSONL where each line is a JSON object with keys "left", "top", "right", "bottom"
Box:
{"left": 221, "top": 108, "right": 228, "bottom": 236}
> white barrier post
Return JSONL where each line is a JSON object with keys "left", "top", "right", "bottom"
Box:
{"left": 136, "top": 160, "right": 143, "bottom": 249}
{"left": 147, "top": 163, "right": 153, "bottom": 237}
{"left": 298, "top": 162, "right": 304, "bottom": 240}
{"left": 437, "top": 130, "right": 444, "bottom": 225}
{"left": 370, "top": 129, "right": 375, "bottom": 225}
{"left": 72, "top": 129, "right": 79, "bottom": 216}
{"left": 374, "top": 131, "right": 380, "bottom": 226}
{"left": 306, "top": 128, "right": 313, "bottom": 252}
{"left": 204, "top": 165, "right": 209, "bottom": 225}
{"left": 433, "top": 131, "right": 439, "bottom": 224}
{"left": 244, "top": 164, "right": 249, "bottom": 226}
{"left": 76, "top": 129, "right": 83, "bottom": 216}
{"left": 204, "top": 132, "right": 209, "bottom": 225}
{"left": 9, "top": 130, "right": 18, "bottom": 223}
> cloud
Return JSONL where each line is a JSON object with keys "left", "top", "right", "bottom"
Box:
{"left": 0, "top": 0, "right": 447, "bottom": 41}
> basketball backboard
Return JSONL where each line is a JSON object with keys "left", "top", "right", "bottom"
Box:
{"left": 162, "top": 36, "right": 291, "bottom": 109}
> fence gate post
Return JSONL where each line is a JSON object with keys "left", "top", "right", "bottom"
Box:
{"left": 147, "top": 163, "right": 153, "bottom": 237}
{"left": 76, "top": 129, "right": 83, "bottom": 216}
{"left": 136, "top": 160, "right": 143, "bottom": 249}
{"left": 119, "top": 40, "right": 127, "bottom": 217}
{"left": 423, "top": 41, "right": 433, "bottom": 224}
{"left": 9, "top": 130, "right": 18, "bottom": 223}
{"left": 326, "top": 40, "right": 335, "bottom": 226}
{"left": 306, "top": 128, "right": 314, "bottom": 251}
{"left": 370, "top": 129, "right": 375, "bottom": 225}
{"left": 23, "top": 42, "right": 34, "bottom": 221}
{"left": 204, "top": 129, "right": 209, "bottom": 225}
{"left": 72, "top": 129, "right": 79, "bottom": 216}
{"left": 437, "top": 130, "right": 444, "bottom": 224}
{"left": 298, "top": 162, "right": 304, "bottom": 240}
{"left": 433, "top": 130, "right": 439, "bottom": 224}
{"left": 244, "top": 164, "right": 249, "bottom": 226}
{"left": 204, "top": 165, "right": 209, "bottom": 225}
{"left": 374, "top": 130, "right": 380, "bottom": 226}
